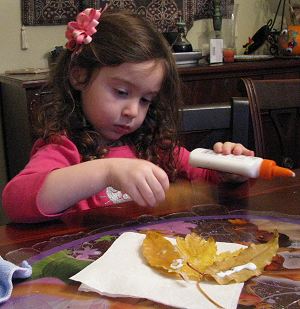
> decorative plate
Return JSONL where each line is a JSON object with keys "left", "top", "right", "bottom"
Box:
{"left": 173, "top": 51, "right": 203, "bottom": 66}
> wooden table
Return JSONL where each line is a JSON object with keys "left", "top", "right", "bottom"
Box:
{"left": 0, "top": 170, "right": 299, "bottom": 308}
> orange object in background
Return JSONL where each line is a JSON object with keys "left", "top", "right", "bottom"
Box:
{"left": 223, "top": 48, "right": 235, "bottom": 62}
{"left": 278, "top": 25, "right": 300, "bottom": 55}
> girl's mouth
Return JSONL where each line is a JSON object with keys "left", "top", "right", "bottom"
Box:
{"left": 114, "top": 125, "right": 131, "bottom": 134}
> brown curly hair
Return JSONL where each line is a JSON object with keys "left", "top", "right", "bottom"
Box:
{"left": 33, "top": 9, "right": 184, "bottom": 182}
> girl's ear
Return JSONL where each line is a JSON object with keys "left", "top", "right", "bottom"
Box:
{"left": 69, "top": 66, "right": 88, "bottom": 90}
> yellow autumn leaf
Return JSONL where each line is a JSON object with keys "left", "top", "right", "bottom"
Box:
{"left": 176, "top": 233, "right": 217, "bottom": 273}
{"left": 215, "top": 247, "right": 243, "bottom": 263}
{"left": 205, "top": 231, "right": 279, "bottom": 284}
{"left": 142, "top": 230, "right": 279, "bottom": 285}
{"left": 142, "top": 231, "right": 201, "bottom": 279}
{"left": 142, "top": 231, "right": 181, "bottom": 273}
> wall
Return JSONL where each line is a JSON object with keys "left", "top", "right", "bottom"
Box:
{"left": 0, "top": 0, "right": 282, "bottom": 222}
{"left": 0, "top": 0, "right": 284, "bottom": 74}
{"left": 0, "top": 1, "right": 66, "bottom": 73}
{"left": 187, "top": 0, "right": 282, "bottom": 54}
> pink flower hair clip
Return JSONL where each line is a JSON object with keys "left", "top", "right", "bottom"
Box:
{"left": 65, "top": 5, "right": 107, "bottom": 51}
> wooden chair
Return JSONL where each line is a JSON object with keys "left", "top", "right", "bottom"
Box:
{"left": 179, "top": 100, "right": 250, "bottom": 150}
{"left": 242, "top": 78, "right": 300, "bottom": 168}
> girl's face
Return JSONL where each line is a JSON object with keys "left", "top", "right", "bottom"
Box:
{"left": 80, "top": 60, "right": 165, "bottom": 144}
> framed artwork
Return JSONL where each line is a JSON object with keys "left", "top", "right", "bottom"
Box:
{"left": 21, "top": 1, "right": 108, "bottom": 26}
{"left": 21, "top": 0, "right": 233, "bottom": 32}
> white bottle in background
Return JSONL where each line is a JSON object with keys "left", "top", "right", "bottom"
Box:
{"left": 210, "top": 38, "right": 223, "bottom": 63}
{"left": 189, "top": 148, "right": 295, "bottom": 179}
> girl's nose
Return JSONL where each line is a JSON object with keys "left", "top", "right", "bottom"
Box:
{"left": 122, "top": 100, "right": 139, "bottom": 118}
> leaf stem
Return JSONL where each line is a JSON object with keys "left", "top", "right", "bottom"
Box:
{"left": 196, "top": 281, "right": 225, "bottom": 309}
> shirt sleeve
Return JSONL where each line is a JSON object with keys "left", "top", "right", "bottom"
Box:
{"left": 176, "top": 147, "right": 221, "bottom": 184}
{"left": 2, "top": 136, "right": 82, "bottom": 223}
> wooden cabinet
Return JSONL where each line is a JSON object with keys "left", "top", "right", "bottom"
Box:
{"left": 1, "top": 58, "right": 300, "bottom": 179}
{"left": 0, "top": 73, "right": 49, "bottom": 179}
{"left": 178, "top": 58, "right": 300, "bottom": 105}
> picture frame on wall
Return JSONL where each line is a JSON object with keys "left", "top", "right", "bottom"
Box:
{"left": 21, "top": 0, "right": 108, "bottom": 26}
{"left": 21, "top": 0, "right": 233, "bottom": 31}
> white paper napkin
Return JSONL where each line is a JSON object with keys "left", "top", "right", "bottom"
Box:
{"left": 70, "top": 232, "right": 245, "bottom": 309}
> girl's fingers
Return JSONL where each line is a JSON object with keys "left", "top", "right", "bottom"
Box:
{"left": 137, "top": 167, "right": 168, "bottom": 207}
{"left": 123, "top": 164, "right": 169, "bottom": 207}
{"left": 213, "top": 142, "right": 223, "bottom": 153}
{"left": 222, "top": 142, "right": 236, "bottom": 154}
{"left": 139, "top": 181, "right": 159, "bottom": 207}
{"left": 213, "top": 142, "right": 254, "bottom": 157}
{"left": 153, "top": 166, "right": 170, "bottom": 191}
{"left": 145, "top": 177, "right": 166, "bottom": 206}
{"left": 231, "top": 143, "right": 244, "bottom": 155}
{"left": 232, "top": 144, "right": 255, "bottom": 156}
{"left": 126, "top": 184, "right": 148, "bottom": 207}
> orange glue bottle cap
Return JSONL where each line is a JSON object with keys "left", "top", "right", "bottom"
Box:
{"left": 259, "top": 159, "right": 295, "bottom": 179}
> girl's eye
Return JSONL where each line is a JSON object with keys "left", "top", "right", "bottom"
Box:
{"left": 115, "top": 89, "right": 128, "bottom": 97}
{"left": 140, "top": 97, "right": 152, "bottom": 105}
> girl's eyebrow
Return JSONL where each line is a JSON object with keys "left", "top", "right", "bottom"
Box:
{"left": 110, "top": 77, "right": 160, "bottom": 95}
{"left": 109, "top": 77, "right": 131, "bottom": 85}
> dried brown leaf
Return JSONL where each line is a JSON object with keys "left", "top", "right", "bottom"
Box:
{"left": 205, "top": 231, "right": 279, "bottom": 284}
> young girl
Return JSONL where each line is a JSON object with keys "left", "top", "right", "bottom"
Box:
{"left": 2, "top": 8, "right": 254, "bottom": 223}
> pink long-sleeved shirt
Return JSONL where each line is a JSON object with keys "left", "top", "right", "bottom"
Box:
{"left": 2, "top": 136, "right": 219, "bottom": 223}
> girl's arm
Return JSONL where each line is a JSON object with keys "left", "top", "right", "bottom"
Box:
{"left": 37, "top": 158, "right": 169, "bottom": 215}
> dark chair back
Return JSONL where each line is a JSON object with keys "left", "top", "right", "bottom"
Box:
{"left": 242, "top": 78, "right": 300, "bottom": 168}
{"left": 179, "top": 100, "right": 249, "bottom": 150}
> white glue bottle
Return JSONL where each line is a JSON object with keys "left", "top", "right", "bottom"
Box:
{"left": 189, "top": 148, "right": 295, "bottom": 179}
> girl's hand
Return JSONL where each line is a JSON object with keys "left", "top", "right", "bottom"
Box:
{"left": 213, "top": 142, "right": 254, "bottom": 157}
{"left": 212, "top": 142, "right": 255, "bottom": 183}
{"left": 38, "top": 157, "right": 169, "bottom": 215}
{"left": 106, "top": 158, "right": 169, "bottom": 207}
